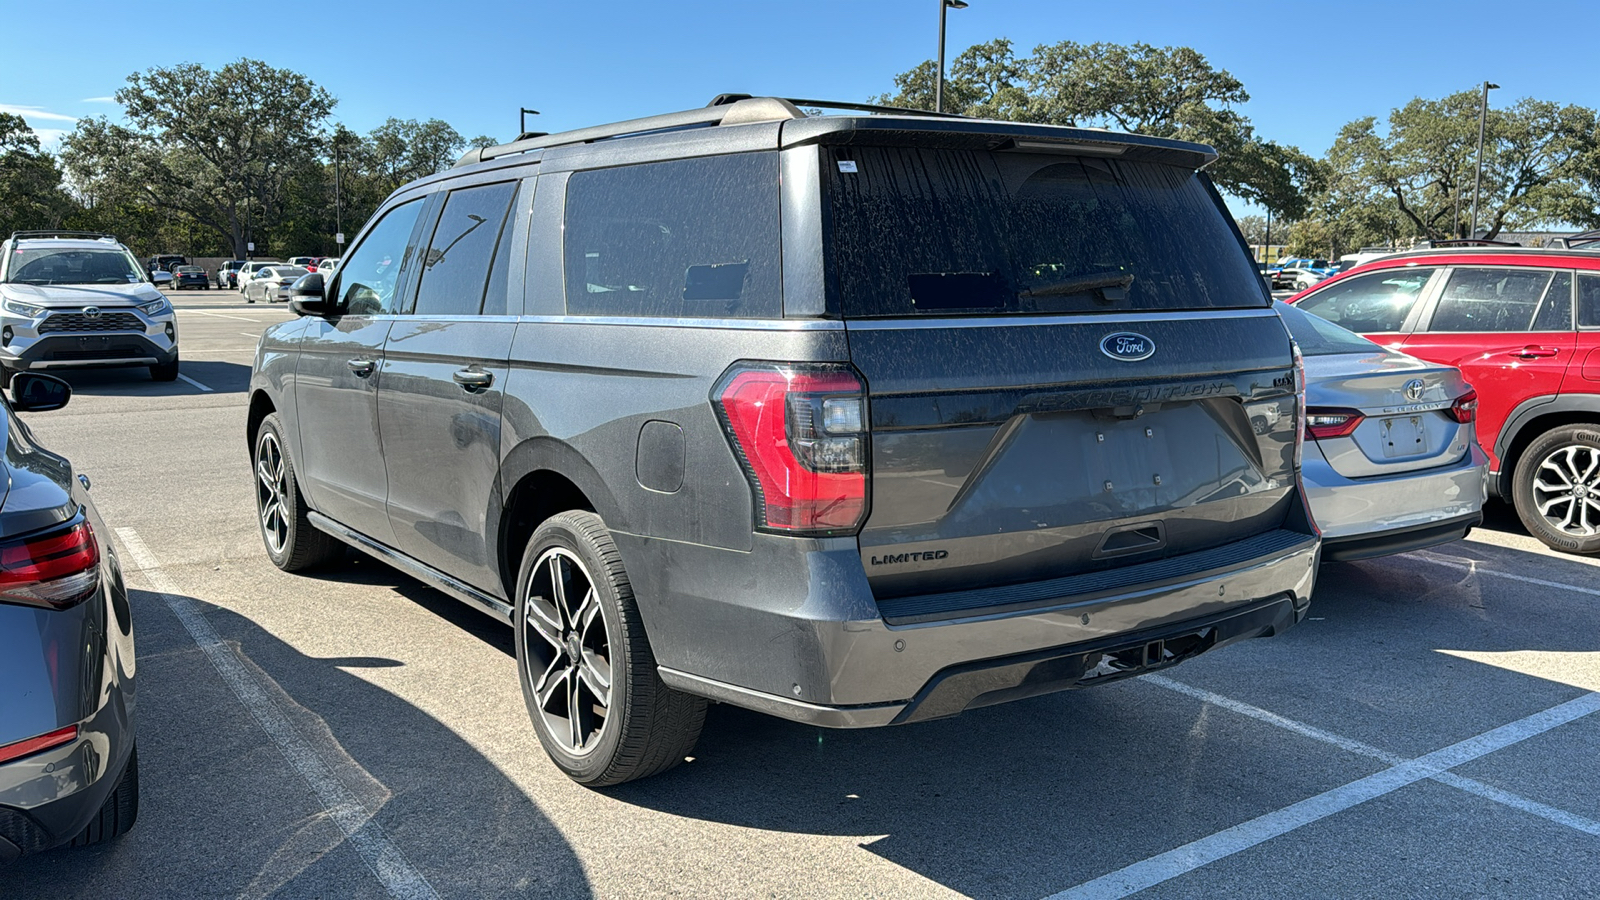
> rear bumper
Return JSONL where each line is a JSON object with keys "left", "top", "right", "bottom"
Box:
{"left": 621, "top": 528, "right": 1318, "bottom": 727}
{"left": 1302, "top": 441, "right": 1488, "bottom": 543}
{"left": 1322, "top": 512, "right": 1481, "bottom": 562}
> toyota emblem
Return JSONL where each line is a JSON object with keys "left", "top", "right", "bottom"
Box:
{"left": 82, "top": 306, "right": 101, "bottom": 319}
{"left": 1403, "top": 379, "right": 1425, "bottom": 402}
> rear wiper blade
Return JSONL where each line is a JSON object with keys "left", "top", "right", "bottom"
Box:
{"left": 1019, "top": 271, "right": 1134, "bottom": 300}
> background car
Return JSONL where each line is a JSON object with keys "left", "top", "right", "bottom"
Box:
{"left": 286, "top": 256, "right": 318, "bottom": 272}
{"left": 0, "top": 372, "right": 138, "bottom": 861}
{"left": 234, "top": 260, "right": 282, "bottom": 290}
{"left": 1276, "top": 301, "right": 1486, "bottom": 559}
{"left": 217, "top": 260, "right": 247, "bottom": 288}
{"left": 315, "top": 256, "right": 339, "bottom": 279}
{"left": 172, "top": 266, "right": 210, "bottom": 290}
{"left": 1289, "top": 246, "right": 1600, "bottom": 553}
{"left": 242, "top": 265, "right": 309, "bottom": 303}
{"left": 1280, "top": 266, "right": 1328, "bottom": 291}
{"left": 145, "top": 254, "right": 186, "bottom": 277}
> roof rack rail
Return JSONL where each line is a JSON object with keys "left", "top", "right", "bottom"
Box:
{"left": 454, "top": 96, "right": 806, "bottom": 168}
{"left": 9, "top": 230, "right": 120, "bottom": 243}
{"left": 1547, "top": 230, "right": 1600, "bottom": 250}
{"left": 708, "top": 93, "right": 967, "bottom": 119}
{"left": 1420, "top": 238, "right": 1522, "bottom": 248}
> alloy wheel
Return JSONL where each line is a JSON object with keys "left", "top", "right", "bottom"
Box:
{"left": 1531, "top": 444, "right": 1600, "bottom": 537}
{"left": 255, "top": 431, "right": 290, "bottom": 554}
{"left": 523, "top": 548, "right": 613, "bottom": 755}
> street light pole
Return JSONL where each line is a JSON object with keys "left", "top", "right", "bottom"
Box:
{"left": 1469, "top": 81, "right": 1499, "bottom": 239}
{"left": 334, "top": 137, "right": 343, "bottom": 254}
{"left": 520, "top": 107, "right": 540, "bottom": 138}
{"left": 935, "top": 0, "right": 968, "bottom": 113}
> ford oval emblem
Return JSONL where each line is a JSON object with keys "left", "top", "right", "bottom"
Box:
{"left": 1101, "top": 332, "right": 1155, "bottom": 362}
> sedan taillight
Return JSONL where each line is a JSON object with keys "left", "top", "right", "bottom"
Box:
{"left": 0, "top": 519, "right": 101, "bottom": 610}
{"left": 1304, "top": 408, "right": 1365, "bottom": 441}
{"left": 1449, "top": 389, "right": 1478, "bottom": 424}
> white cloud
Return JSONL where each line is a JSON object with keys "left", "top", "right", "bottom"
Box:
{"left": 0, "top": 103, "right": 79, "bottom": 124}
{"left": 81, "top": 96, "right": 117, "bottom": 104}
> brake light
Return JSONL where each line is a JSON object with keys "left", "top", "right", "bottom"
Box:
{"left": 0, "top": 519, "right": 101, "bottom": 610}
{"left": 0, "top": 725, "right": 78, "bottom": 764}
{"left": 1304, "top": 408, "right": 1364, "bottom": 440}
{"left": 713, "top": 362, "right": 868, "bottom": 534}
{"left": 1450, "top": 389, "right": 1478, "bottom": 424}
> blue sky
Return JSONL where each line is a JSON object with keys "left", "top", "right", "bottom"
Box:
{"left": 5, "top": 0, "right": 1599, "bottom": 214}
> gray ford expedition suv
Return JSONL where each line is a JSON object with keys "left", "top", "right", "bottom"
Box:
{"left": 247, "top": 96, "right": 1320, "bottom": 786}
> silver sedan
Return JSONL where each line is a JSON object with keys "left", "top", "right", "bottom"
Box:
{"left": 1277, "top": 302, "right": 1488, "bottom": 561}
{"left": 242, "top": 266, "right": 310, "bottom": 304}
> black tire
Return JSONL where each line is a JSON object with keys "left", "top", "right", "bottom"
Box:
{"left": 254, "top": 413, "right": 344, "bottom": 571}
{"left": 1512, "top": 424, "right": 1600, "bottom": 554}
{"left": 0, "top": 365, "right": 12, "bottom": 391}
{"left": 150, "top": 357, "right": 179, "bottom": 382}
{"left": 69, "top": 746, "right": 138, "bottom": 847}
{"left": 514, "top": 510, "right": 705, "bottom": 787}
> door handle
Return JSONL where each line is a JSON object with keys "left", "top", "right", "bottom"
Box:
{"left": 1510, "top": 346, "right": 1559, "bottom": 360}
{"left": 347, "top": 358, "right": 376, "bottom": 377}
{"left": 452, "top": 369, "right": 494, "bottom": 391}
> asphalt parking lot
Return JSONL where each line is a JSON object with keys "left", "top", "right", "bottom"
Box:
{"left": 4, "top": 289, "right": 1599, "bottom": 899}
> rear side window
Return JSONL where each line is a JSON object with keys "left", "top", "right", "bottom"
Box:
{"left": 1428, "top": 267, "right": 1554, "bottom": 333}
{"left": 412, "top": 182, "right": 517, "bottom": 316}
{"left": 823, "top": 147, "right": 1265, "bottom": 317}
{"left": 1579, "top": 274, "right": 1600, "bottom": 327}
{"left": 1295, "top": 267, "right": 1437, "bottom": 333}
{"left": 563, "top": 153, "right": 780, "bottom": 319}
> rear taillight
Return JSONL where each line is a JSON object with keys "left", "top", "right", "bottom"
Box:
{"left": 0, "top": 725, "right": 78, "bottom": 765}
{"left": 0, "top": 519, "right": 101, "bottom": 610}
{"left": 1450, "top": 389, "right": 1478, "bottom": 424}
{"left": 713, "top": 362, "right": 868, "bottom": 535}
{"left": 1304, "top": 408, "right": 1364, "bottom": 441}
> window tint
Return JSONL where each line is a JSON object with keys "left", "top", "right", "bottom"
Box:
{"left": 1275, "top": 301, "right": 1379, "bottom": 356}
{"left": 1295, "top": 267, "right": 1436, "bottom": 333}
{"left": 412, "top": 182, "right": 517, "bottom": 317}
{"left": 1579, "top": 274, "right": 1600, "bottom": 327}
{"left": 1429, "top": 267, "right": 1552, "bottom": 332}
{"left": 337, "top": 199, "right": 424, "bottom": 315}
{"left": 563, "top": 153, "right": 780, "bottom": 318}
{"left": 825, "top": 148, "right": 1265, "bottom": 317}
{"left": 1533, "top": 271, "right": 1573, "bottom": 331}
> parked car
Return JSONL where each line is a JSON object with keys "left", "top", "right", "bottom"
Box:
{"left": 1275, "top": 301, "right": 1486, "bottom": 559}
{"left": 1279, "top": 267, "right": 1328, "bottom": 292}
{"left": 248, "top": 96, "right": 1320, "bottom": 786}
{"left": 217, "top": 260, "right": 247, "bottom": 288}
{"left": 145, "top": 254, "right": 186, "bottom": 277}
{"left": 235, "top": 260, "right": 282, "bottom": 290}
{"left": 242, "top": 266, "right": 309, "bottom": 304}
{"left": 287, "top": 256, "right": 318, "bottom": 272}
{"left": 0, "top": 371, "right": 138, "bottom": 860}
{"left": 172, "top": 265, "right": 210, "bottom": 290}
{"left": 314, "top": 257, "right": 339, "bottom": 279}
{"left": 1289, "top": 246, "right": 1600, "bottom": 552}
{"left": 0, "top": 231, "right": 181, "bottom": 383}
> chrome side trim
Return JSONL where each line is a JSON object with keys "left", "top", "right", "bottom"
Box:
{"left": 31, "top": 357, "right": 158, "bottom": 368}
{"left": 842, "top": 307, "right": 1280, "bottom": 330}
{"left": 307, "top": 512, "right": 513, "bottom": 624}
{"left": 656, "top": 667, "right": 905, "bottom": 728}
{"left": 515, "top": 314, "right": 844, "bottom": 331}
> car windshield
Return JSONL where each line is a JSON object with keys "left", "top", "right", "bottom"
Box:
{"left": 1274, "top": 300, "right": 1381, "bottom": 356}
{"left": 824, "top": 148, "right": 1266, "bottom": 316}
{"left": 5, "top": 248, "right": 145, "bottom": 285}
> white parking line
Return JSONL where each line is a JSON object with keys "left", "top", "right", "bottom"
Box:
{"left": 114, "top": 528, "right": 440, "bottom": 900}
{"left": 1413, "top": 552, "right": 1600, "bottom": 599}
{"left": 1049, "top": 689, "right": 1600, "bottom": 900}
{"left": 176, "top": 373, "right": 213, "bottom": 393}
{"left": 240, "top": 331, "right": 262, "bottom": 338}
{"left": 177, "top": 310, "right": 260, "bottom": 322}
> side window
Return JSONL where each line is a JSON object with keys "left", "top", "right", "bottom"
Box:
{"left": 1428, "top": 267, "right": 1551, "bottom": 333}
{"left": 1579, "top": 274, "right": 1600, "bottom": 328}
{"left": 1294, "top": 267, "right": 1438, "bottom": 333}
{"left": 336, "top": 199, "right": 425, "bottom": 315}
{"left": 411, "top": 182, "right": 517, "bottom": 317}
{"left": 563, "top": 152, "right": 780, "bottom": 319}
{"left": 1533, "top": 271, "right": 1573, "bottom": 331}
{"left": 482, "top": 181, "right": 525, "bottom": 317}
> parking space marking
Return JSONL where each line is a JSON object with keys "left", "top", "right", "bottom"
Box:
{"left": 177, "top": 310, "right": 261, "bottom": 322}
{"left": 176, "top": 373, "right": 214, "bottom": 393}
{"left": 240, "top": 331, "right": 263, "bottom": 338}
{"left": 1414, "top": 552, "right": 1600, "bottom": 599}
{"left": 1048, "top": 679, "right": 1600, "bottom": 900}
{"left": 114, "top": 527, "right": 441, "bottom": 900}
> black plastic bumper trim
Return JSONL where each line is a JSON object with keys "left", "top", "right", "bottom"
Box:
{"left": 1321, "top": 512, "right": 1481, "bottom": 563}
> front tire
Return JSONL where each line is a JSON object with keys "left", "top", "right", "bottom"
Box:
{"left": 514, "top": 511, "right": 705, "bottom": 787}
{"left": 1512, "top": 424, "right": 1600, "bottom": 553}
{"left": 150, "top": 356, "right": 179, "bottom": 382}
{"left": 254, "top": 413, "right": 344, "bottom": 571}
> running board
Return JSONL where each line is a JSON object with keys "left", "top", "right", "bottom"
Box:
{"left": 307, "top": 512, "right": 514, "bottom": 624}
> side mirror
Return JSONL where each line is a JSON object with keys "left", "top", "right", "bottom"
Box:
{"left": 288, "top": 272, "right": 331, "bottom": 318}
{"left": 11, "top": 373, "right": 72, "bottom": 412}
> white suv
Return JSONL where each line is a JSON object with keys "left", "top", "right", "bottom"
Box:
{"left": 0, "top": 231, "right": 180, "bottom": 383}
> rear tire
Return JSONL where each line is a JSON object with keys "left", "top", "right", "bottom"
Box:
{"left": 1512, "top": 424, "right": 1600, "bottom": 554}
{"left": 254, "top": 413, "right": 344, "bottom": 571}
{"left": 69, "top": 746, "right": 138, "bottom": 847}
{"left": 150, "top": 357, "right": 179, "bottom": 382}
{"left": 514, "top": 511, "right": 705, "bottom": 787}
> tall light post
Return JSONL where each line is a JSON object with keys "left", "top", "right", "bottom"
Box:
{"left": 520, "top": 107, "right": 540, "bottom": 138}
{"left": 1469, "top": 81, "right": 1499, "bottom": 239}
{"left": 935, "top": 0, "right": 968, "bottom": 113}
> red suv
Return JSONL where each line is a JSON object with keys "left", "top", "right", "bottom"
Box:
{"left": 1289, "top": 246, "right": 1600, "bottom": 553}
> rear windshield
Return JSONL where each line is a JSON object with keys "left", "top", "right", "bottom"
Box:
{"left": 1274, "top": 301, "right": 1379, "bottom": 356}
{"left": 823, "top": 147, "right": 1267, "bottom": 317}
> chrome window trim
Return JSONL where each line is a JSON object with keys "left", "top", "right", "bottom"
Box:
{"left": 515, "top": 314, "right": 844, "bottom": 331}
{"left": 840, "top": 307, "right": 1281, "bottom": 330}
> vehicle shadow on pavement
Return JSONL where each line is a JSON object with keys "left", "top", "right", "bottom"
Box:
{"left": 1, "top": 591, "right": 587, "bottom": 899}
{"left": 297, "top": 551, "right": 516, "bottom": 655}
{"left": 47, "top": 361, "right": 252, "bottom": 397}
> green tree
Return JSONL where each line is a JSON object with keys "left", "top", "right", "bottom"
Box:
{"left": 0, "top": 113, "right": 76, "bottom": 235}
